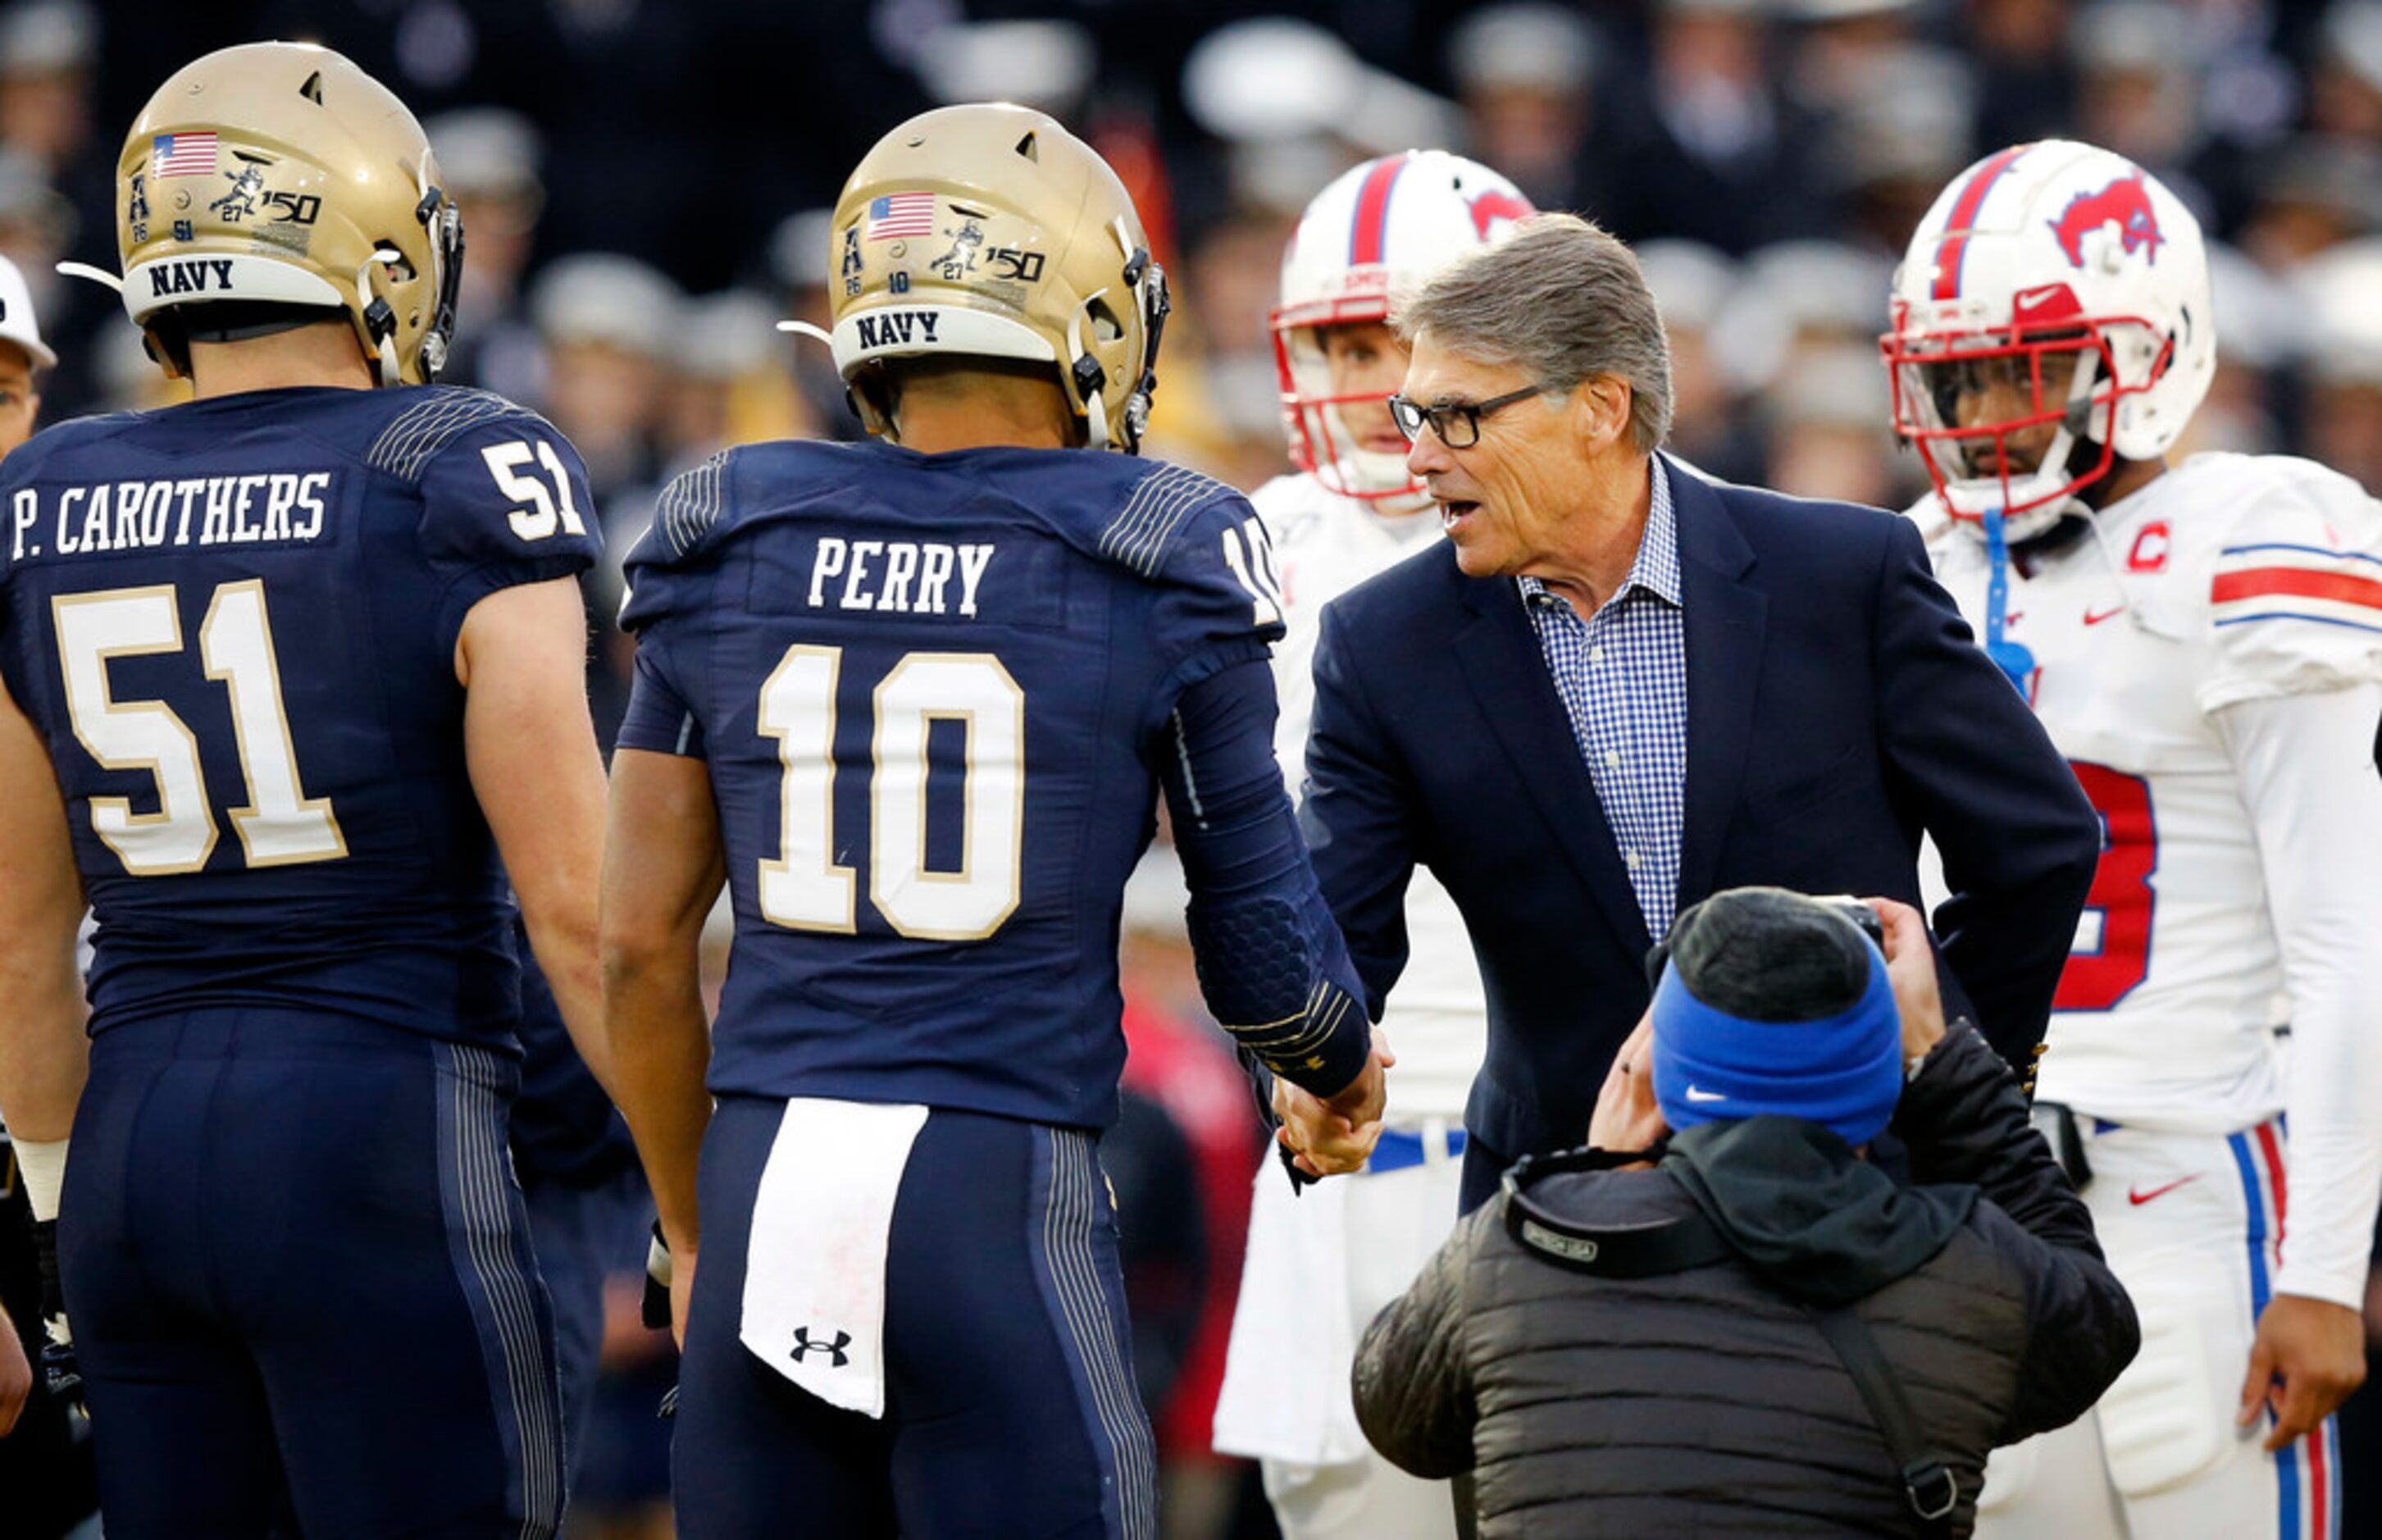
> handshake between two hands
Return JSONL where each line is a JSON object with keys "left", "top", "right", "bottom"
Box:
{"left": 1273, "top": 896, "right": 1949, "bottom": 1182}
{"left": 1270, "top": 1029, "right": 1396, "bottom": 1179}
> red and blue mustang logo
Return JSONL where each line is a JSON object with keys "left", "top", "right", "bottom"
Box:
{"left": 2047, "top": 171, "right": 2164, "bottom": 268}
{"left": 1464, "top": 189, "right": 1534, "bottom": 240}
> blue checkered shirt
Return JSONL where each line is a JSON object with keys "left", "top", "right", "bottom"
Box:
{"left": 1520, "top": 458, "right": 1687, "bottom": 940}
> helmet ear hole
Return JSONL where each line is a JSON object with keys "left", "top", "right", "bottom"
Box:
{"left": 1014, "top": 132, "right": 1038, "bottom": 162}
{"left": 298, "top": 71, "right": 324, "bottom": 104}
{"left": 1086, "top": 297, "right": 1124, "bottom": 344}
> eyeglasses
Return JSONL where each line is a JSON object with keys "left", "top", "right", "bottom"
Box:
{"left": 1387, "top": 384, "right": 1547, "bottom": 449}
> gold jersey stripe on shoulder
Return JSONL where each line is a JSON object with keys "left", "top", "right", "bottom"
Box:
{"left": 366, "top": 389, "right": 540, "bottom": 481}
{"left": 654, "top": 450, "right": 735, "bottom": 563}
{"left": 1099, "top": 463, "right": 1232, "bottom": 576}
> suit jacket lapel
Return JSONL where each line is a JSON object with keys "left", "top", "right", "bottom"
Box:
{"left": 1671, "top": 462, "right": 1767, "bottom": 912}
{"left": 1451, "top": 572, "right": 1653, "bottom": 956}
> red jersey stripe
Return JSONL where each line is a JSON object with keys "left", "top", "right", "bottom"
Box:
{"left": 2212, "top": 566, "right": 2382, "bottom": 613}
{"left": 2310, "top": 1426, "right": 2330, "bottom": 1540}
{"left": 2255, "top": 1122, "right": 2289, "bottom": 1235}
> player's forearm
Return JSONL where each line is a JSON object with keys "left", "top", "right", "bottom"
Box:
{"left": 599, "top": 747, "right": 726, "bottom": 1251}
{"left": 2220, "top": 684, "right": 2382, "bottom": 1305}
{"left": 0, "top": 680, "right": 89, "bottom": 1144}
{"left": 518, "top": 886, "right": 611, "bottom": 1093}
{"left": 1164, "top": 662, "right": 1373, "bottom": 1096}
{"left": 499, "top": 745, "right": 610, "bottom": 1091}
{"left": 603, "top": 941, "right": 713, "bottom": 1252}
{"left": 460, "top": 575, "right": 616, "bottom": 1087}
{"left": 0, "top": 988, "right": 86, "bottom": 1145}
{"left": 2271, "top": 894, "right": 2382, "bottom": 1307}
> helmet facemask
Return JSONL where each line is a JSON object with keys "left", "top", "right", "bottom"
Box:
{"left": 1883, "top": 142, "right": 2216, "bottom": 542}
{"left": 340, "top": 159, "right": 464, "bottom": 385}
{"left": 1270, "top": 297, "right": 1429, "bottom": 513}
{"left": 1883, "top": 303, "right": 2168, "bottom": 539}
{"left": 1068, "top": 231, "right": 1169, "bottom": 453}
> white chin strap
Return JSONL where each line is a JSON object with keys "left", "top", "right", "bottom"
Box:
{"left": 360, "top": 249, "right": 403, "bottom": 386}
{"left": 1066, "top": 300, "right": 1110, "bottom": 451}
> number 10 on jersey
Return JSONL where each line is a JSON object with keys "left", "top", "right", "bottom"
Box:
{"left": 757, "top": 645, "right": 1024, "bottom": 941}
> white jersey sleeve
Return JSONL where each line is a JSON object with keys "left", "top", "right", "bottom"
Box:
{"left": 2187, "top": 463, "right": 2382, "bottom": 1305}
{"left": 2211, "top": 683, "right": 2382, "bottom": 1306}
{"left": 1248, "top": 472, "right": 1345, "bottom": 786}
{"left": 2198, "top": 456, "right": 2382, "bottom": 712}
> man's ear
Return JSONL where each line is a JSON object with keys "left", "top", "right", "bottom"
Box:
{"left": 1578, "top": 374, "right": 1635, "bottom": 453}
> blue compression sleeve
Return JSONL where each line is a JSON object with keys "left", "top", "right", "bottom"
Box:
{"left": 1159, "top": 659, "right": 1372, "bottom": 1097}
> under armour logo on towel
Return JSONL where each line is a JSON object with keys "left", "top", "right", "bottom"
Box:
{"left": 790, "top": 1327, "right": 852, "bottom": 1367}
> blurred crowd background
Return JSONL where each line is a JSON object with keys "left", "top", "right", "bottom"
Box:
{"left": 16, "top": 1, "right": 2382, "bottom": 1536}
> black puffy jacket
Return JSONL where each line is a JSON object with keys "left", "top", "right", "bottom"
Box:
{"left": 1350, "top": 1025, "right": 2138, "bottom": 1537}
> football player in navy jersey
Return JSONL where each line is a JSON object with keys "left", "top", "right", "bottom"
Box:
{"left": 599, "top": 103, "right": 1391, "bottom": 1538}
{"left": 0, "top": 44, "right": 609, "bottom": 1539}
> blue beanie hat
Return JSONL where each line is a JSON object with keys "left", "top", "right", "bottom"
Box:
{"left": 1647, "top": 887, "right": 1904, "bottom": 1147}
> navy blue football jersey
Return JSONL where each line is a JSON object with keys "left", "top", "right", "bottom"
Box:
{"left": 0, "top": 385, "right": 598, "bottom": 1049}
{"left": 619, "top": 439, "right": 1361, "bottom": 1129}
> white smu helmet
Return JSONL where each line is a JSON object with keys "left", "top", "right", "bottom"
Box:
{"left": 1273, "top": 150, "right": 1533, "bottom": 506}
{"left": 1882, "top": 139, "right": 2215, "bottom": 539}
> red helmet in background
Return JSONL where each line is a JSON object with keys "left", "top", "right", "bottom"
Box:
{"left": 1272, "top": 151, "right": 1533, "bottom": 509}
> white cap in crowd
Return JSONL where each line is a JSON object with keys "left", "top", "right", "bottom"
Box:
{"left": 0, "top": 249, "right": 54, "bottom": 368}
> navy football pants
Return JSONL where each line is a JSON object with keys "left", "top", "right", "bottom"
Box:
{"left": 675, "top": 1100, "right": 1157, "bottom": 1539}
{"left": 60, "top": 1010, "right": 566, "bottom": 1539}
{"left": 521, "top": 1163, "right": 652, "bottom": 1484}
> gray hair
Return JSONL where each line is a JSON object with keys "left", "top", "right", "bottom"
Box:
{"left": 1393, "top": 212, "right": 1673, "bottom": 453}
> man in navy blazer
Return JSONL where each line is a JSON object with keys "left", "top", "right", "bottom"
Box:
{"left": 1279, "top": 215, "right": 2102, "bottom": 1209}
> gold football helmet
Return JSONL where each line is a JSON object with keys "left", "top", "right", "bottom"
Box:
{"left": 818, "top": 103, "right": 1168, "bottom": 452}
{"left": 110, "top": 42, "right": 462, "bottom": 385}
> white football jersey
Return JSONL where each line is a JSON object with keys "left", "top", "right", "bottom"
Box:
{"left": 1252, "top": 472, "right": 1488, "bottom": 1122}
{"left": 1921, "top": 453, "right": 2382, "bottom": 1134}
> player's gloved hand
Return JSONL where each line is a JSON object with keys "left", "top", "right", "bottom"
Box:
{"left": 643, "top": 1223, "right": 690, "bottom": 1418}
{"left": 642, "top": 1221, "right": 672, "bottom": 1333}
{"left": 2239, "top": 1293, "right": 2366, "bottom": 1452}
{"left": 30, "top": 1219, "right": 80, "bottom": 1405}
